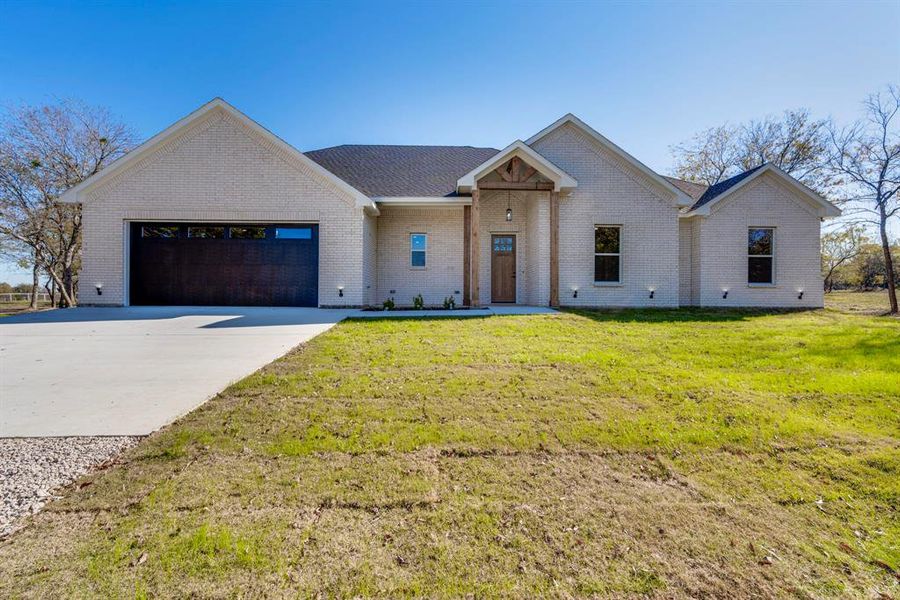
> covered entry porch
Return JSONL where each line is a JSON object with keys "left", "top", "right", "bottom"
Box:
{"left": 457, "top": 141, "right": 577, "bottom": 307}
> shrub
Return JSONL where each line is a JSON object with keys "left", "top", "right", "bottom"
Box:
{"left": 382, "top": 297, "right": 395, "bottom": 311}
{"left": 413, "top": 294, "right": 425, "bottom": 310}
{"left": 443, "top": 296, "right": 456, "bottom": 309}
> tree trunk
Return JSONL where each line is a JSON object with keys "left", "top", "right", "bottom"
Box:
{"left": 880, "top": 212, "right": 899, "bottom": 314}
{"left": 60, "top": 266, "right": 75, "bottom": 308}
{"left": 29, "top": 262, "right": 40, "bottom": 310}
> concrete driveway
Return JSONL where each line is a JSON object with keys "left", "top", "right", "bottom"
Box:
{"left": 0, "top": 306, "right": 355, "bottom": 437}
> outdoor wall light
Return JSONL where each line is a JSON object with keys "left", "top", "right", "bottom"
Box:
{"left": 337, "top": 285, "right": 344, "bottom": 298}
{"left": 722, "top": 289, "right": 729, "bottom": 299}
{"left": 505, "top": 190, "right": 513, "bottom": 222}
{"left": 95, "top": 283, "right": 103, "bottom": 296}
{"left": 648, "top": 287, "right": 655, "bottom": 299}
{"left": 798, "top": 290, "right": 804, "bottom": 300}
{"left": 571, "top": 286, "right": 578, "bottom": 299}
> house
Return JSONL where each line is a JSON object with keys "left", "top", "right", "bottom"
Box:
{"left": 60, "top": 99, "right": 840, "bottom": 309}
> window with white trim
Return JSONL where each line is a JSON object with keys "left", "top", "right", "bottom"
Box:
{"left": 748, "top": 227, "right": 774, "bottom": 284}
{"left": 594, "top": 226, "right": 621, "bottom": 283}
{"left": 410, "top": 233, "right": 427, "bottom": 268}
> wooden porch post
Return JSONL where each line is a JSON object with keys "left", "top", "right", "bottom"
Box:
{"left": 471, "top": 188, "right": 480, "bottom": 307}
{"left": 550, "top": 191, "right": 560, "bottom": 307}
{"left": 463, "top": 205, "right": 471, "bottom": 306}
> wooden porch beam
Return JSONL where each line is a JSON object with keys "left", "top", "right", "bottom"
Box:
{"left": 477, "top": 181, "right": 554, "bottom": 191}
{"left": 463, "top": 205, "right": 471, "bottom": 306}
{"left": 550, "top": 191, "right": 560, "bottom": 308}
{"left": 470, "top": 189, "right": 480, "bottom": 307}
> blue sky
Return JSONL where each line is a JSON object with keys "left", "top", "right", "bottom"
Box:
{"left": 1, "top": 0, "right": 898, "bottom": 283}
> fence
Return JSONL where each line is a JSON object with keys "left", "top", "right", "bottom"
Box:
{"left": 0, "top": 292, "right": 52, "bottom": 303}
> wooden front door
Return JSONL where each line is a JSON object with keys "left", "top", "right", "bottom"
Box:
{"left": 491, "top": 234, "right": 516, "bottom": 303}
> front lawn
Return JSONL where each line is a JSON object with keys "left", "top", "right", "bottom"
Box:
{"left": 1, "top": 308, "right": 897, "bottom": 598}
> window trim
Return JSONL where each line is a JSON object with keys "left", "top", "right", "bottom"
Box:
{"left": 594, "top": 225, "right": 623, "bottom": 285}
{"left": 747, "top": 226, "right": 776, "bottom": 286}
{"left": 410, "top": 233, "right": 427, "bottom": 269}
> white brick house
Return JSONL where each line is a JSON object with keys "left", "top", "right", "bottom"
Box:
{"left": 61, "top": 99, "right": 840, "bottom": 309}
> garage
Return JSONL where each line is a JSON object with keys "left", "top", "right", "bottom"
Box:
{"left": 129, "top": 223, "right": 319, "bottom": 306}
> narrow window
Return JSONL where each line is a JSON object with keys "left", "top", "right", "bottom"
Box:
{"left": 748, "top": 228, "right": 774, "bottom": 284}
{"left": 411, "top": 233, "right": 427, "bottom": 268}
{"left": 187, "top": 226, "right": 225, "bottom": 239}
{"left": 275, "top": 227, "right": 312, "bottom": 240}
{"left": 141, "top": 225, "right": 179, "bottom": 238}
{"left": 594, "top": 226, "right": 621, "bottom": 283}
{"left": 230, "top": 226, "right": 266, "bottom": 239}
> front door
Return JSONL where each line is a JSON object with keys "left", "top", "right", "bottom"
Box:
{"left": 491, "top": 234, "right": 516, "bottom": 303}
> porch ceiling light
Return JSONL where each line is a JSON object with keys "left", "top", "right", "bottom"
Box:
{"left": 505, "top": 190, "right": 512, "bottom": 222}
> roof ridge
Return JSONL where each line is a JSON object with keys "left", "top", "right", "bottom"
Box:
{"left": 306, "top": 143, "right": 500, "bottom": 152}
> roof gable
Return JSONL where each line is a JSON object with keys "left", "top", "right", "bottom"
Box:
{"left": 685, "top": 164, "right": 841, "bottom": 217}
{"left": 59, "top": 98, "right": 378, "bottom": 213}
{"left": 456, "top": 140, "right": 578, "bottom": 193}
{"left": 526, "top": 114, "right": 693, "bottom": 207}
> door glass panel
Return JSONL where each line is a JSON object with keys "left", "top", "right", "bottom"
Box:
{"left": 276, "top": 227, "right": 313, "bottom": 239}
{"left": 493, "top": 237, "right": 513, "bottom": 252}
{"left": 230, "top": 226, "right": 266, "bottom": 239}
{"left": 187, "top": 226, "right": 225, "bottom": 239}
{"left": 142, "top": 225, "right": 179, "bottom": 238}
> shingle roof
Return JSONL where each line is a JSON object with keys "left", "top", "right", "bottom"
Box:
{"left": 305, "top": 145, "right": 500, "bottom": 197}
{"left": 662, "top": 176, "right": 708, "bottom": 201}
{"left": 689, "top": 164, "right": 767, "bottom": 211}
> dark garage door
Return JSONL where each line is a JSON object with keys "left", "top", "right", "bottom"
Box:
{"left": 129, "top": 223, "right": 319, "bottom": 306}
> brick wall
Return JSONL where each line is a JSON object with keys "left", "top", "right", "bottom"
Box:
{"left": 375, "top": 206, "right": 464, "bottom": 307}
{"left": 678, "top": 218, "right": 693, "bottom": 306}
{"left": 696, "top": 173, "right": 825, "bottom": 308}
{"left": 79, "top": 108, "right": 366, "bottom": 307}
{"left": 531, "top": 123, "right": 681, "bottom": 307}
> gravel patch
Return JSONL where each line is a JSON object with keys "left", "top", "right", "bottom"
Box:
{"left": 0, "top": 436, "right": 141, "bottom": 537}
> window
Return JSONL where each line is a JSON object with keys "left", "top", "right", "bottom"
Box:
{"left": 748, "top": 228, "right": 774, "bottom": 284}
{"left": 188, "top": 226, "right": 225, "bottom": 239}
{"left": 230, "top": 226, "right": 266, "bottom": 239}
{"left": 594, "top": 226, "right": 621, "bottom": 283}
{"left": 275, "top": 227, "right": 312, "bottom": 240}
{"left": 141, "top": 225, "right": 179, "bottom": 238}
{"left": 410, "top": 233, "right": 427, "bottom": 267}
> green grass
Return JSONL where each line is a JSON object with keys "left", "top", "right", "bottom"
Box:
{"left": 1, "top": 307, "right": 897, "bottom": 598}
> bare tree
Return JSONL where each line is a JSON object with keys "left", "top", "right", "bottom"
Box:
{"left": 672, "top": 109, "right": 833, "bottom": 194}
{"left": 827, "top": 86, "right": 900, "bottom": 314}
{"left": 821, "top": 226, "right": 866, "bottom": 292}
{"left": 0, "top": 100, "right": 137, "bottom": 307}
{"left": 671, "top": 124, "right": 741, "bottom": 186}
